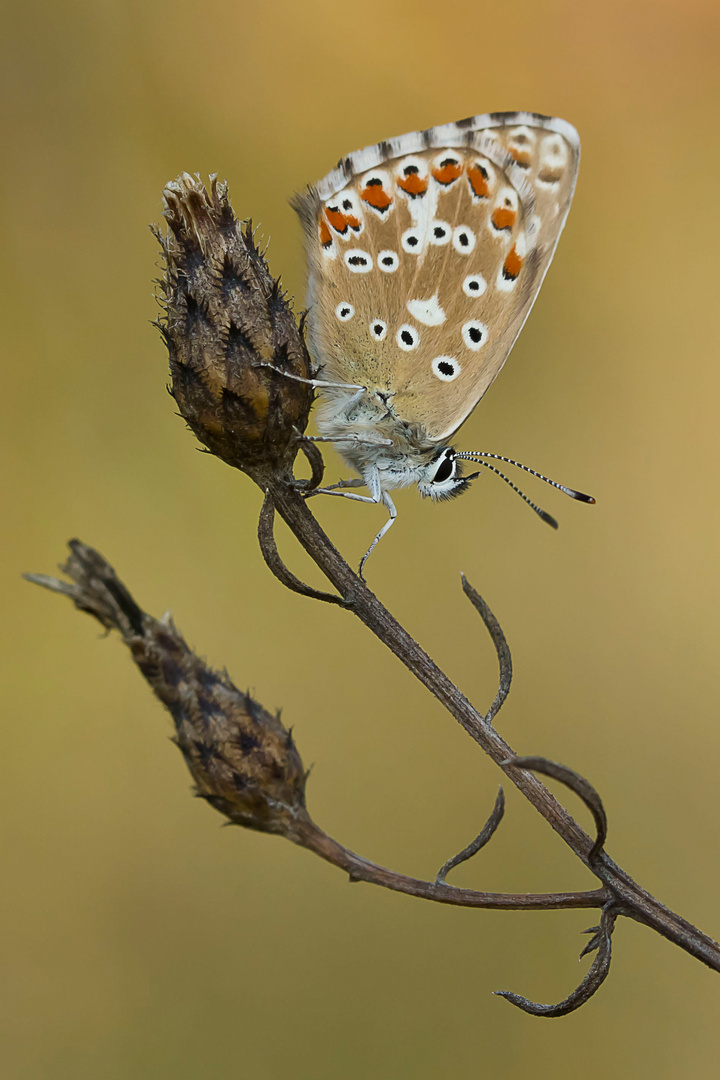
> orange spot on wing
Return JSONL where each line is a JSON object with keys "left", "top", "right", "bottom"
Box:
{"left": 361, "top": 184, "right": 392, "bottom": 211}
{"left": 467, "top": 163, "right": 490, "bottom": 198}
{"left": 345, "top": 214, "right": 361, "bottom": 230}
{"left": 432, "top": 160, "right": 463, "bottom": 185}
{"left": 319, "top": 219, "right": 332, "bottom": 247}
{"left": 509, "top": 147, "right": 532, "bottom": 168}
{"left": 398, "top": 173, "right": 428, "bottom": 196}
{"left": 491, "top": 206, "right": 516, "bottom": 231}
{"left": 503, "top": 245, "right": 524, "bottom": 280}
{"left": 325, "top": 206, "right": 348, "bottom": 233}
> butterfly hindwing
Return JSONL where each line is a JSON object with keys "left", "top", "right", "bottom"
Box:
{"left": 294, "top": 112, "right": 579, "bottom": 444}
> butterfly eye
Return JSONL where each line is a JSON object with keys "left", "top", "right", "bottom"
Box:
{"left": 463, "top": 274, "right": 487, "bottom": 297}
{"left": 452, "top": 226, "right": 476, "bottom": 254}
{"left": 432, "top": 355, "right": 461, "bottom": 382}
{"left": 335, "top": 302, "right": 355, "bottom": 322}
{"left": 397, "top": 325, "right": 420, "bottom": 351}
{"left": 401, "top": 229, "right": 422, "bottom": 254}
{"left": 344, "top": 249, "right": 373, "bottom": 273}
{"left": 370, "top": 320, "right": 387, "bottom": 341}
{"left": 432, "top": 454, "right": 455, "bottom": 484}
{"left": 378, "top": 250, "right": 399, "bottom": 273}
{"left": 461, "top": 320, "right": 488, "bottom": 350}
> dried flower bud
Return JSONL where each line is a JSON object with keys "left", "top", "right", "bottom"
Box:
{"left": 155, "top": 174, "right": 313, "bottom": 482}
{"left": 26, "top": 541, "right": 311, "bottom": 837}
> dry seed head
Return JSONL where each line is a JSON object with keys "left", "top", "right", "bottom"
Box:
{"left": 155, "top": 174, "right": 314, "bottom": 482}
{"left": 27, "top": 541, "right": 311, "bottom": 837}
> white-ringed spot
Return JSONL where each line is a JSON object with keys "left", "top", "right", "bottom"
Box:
{"left": 462, "top": 274, "right": 487, "bottom": 298}
{"left": 452, "top": 226, "right": 476, "bottom": 254}
{"left": 461, "top": 320, "right": 488, "bottom": 350}
{"left": 369, "top": 319, "right": 387, "bottom": 341}
{"left": 397, "top": 324, "right": 420, "bottom": 351}
{"left": 429, "top": 220, "right": 451, "bottom": 246}
{"left": 432, "top": 356, "right": 461, "bottom": 382}
{"left": 401, "top": 228, "right": 423, "bottom": 254}
{"left": 335, "top": 302, "right": 355, "bottom": 322}
{"left": 378, "top": 250, "right": 399, "bottom": 273}
{"left": 344, "top": 249, "right": 373, "bottom": 273}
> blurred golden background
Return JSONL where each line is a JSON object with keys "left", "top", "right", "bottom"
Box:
{"left": 4, "top": 0, "right": 720, "bottom": 1076}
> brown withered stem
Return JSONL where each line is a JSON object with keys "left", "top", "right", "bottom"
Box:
{"left": 27, "top": 174, "right": 720, "bottom": 1018}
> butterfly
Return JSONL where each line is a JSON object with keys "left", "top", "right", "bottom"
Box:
{"left": 290, "top": 111, "right": 593, "bottom": 574}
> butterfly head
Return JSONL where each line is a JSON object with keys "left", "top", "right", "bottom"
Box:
{"left": 417, "top": 447, "right": 474, "bottom": 501}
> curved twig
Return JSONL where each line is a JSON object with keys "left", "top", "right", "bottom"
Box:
{"left": 293, "top": 817, "right": 608, "bottom": 912}
{"left": 509, "top": 756, "right": 607, "bottom": 864}
{"left": 435, "top": 787, "right": 505, "bottom": 885}
{"left": 495, "top": 904, "right": 621, "bottom": 1017}
{"left": 258, "top": 493, "right": 350, "bottom": 608}
{"left": 461, "top": 575, "right": 512, "bottom": 721}
{"left": 294, "top": 436, "right": 325, "bottom": 492}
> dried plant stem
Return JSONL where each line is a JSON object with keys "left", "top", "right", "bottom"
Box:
{"left": 266, "top": 479, "right": 720, "bottom": 972}
{"left": 292, "top": 817, "right": 608, "bottom": 911}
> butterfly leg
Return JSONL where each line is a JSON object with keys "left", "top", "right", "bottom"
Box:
{"left": 302, "top": 432, "right": 392, "bottom": 448}
{"left": 304, "top": 478, "right": 366, "bottom": 498}
{"left": 358, "top": 492, "right": 397, "bottom": 579}
{"left": 302, "top": 465, "right": 397, "bottom": 577}
{"left": 252, "top": 363, "right": 365, "bottom": 393}
{"left": 305, "top": 486, "right": 377, "bottom": 504}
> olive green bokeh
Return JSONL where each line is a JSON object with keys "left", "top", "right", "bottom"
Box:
{"left": 4, "top": 0, "right": 720, "bottom": 1076}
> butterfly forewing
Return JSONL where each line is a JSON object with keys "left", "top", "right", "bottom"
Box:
{"left": 294, "top": 112, "right": 579, "bottom": 443}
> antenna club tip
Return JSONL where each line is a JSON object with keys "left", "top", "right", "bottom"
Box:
{"left": 564, "top": 488, "right": 596, "bottom": 504}
{"left": 541, "top": 512, "right": 559, "bottom": 530}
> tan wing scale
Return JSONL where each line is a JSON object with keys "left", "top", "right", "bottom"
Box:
{"left": 293, "top": 112, "right": 579, "bottom": 444}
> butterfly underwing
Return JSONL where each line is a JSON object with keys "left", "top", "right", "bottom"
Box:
{"left": 292, "top": 112, "right": 587, "bottom": 571}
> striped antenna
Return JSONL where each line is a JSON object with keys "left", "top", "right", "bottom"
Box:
{"left": 465, "top": 461, "right": 559, "bottom": 529}
{"left": 457, "top": 451, "right": 595, "bottom": 503}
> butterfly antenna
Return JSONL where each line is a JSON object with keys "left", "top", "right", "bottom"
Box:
{"left": 458, "top": 452, "right": 595, "bottom": 503}
{"left": 468, "top": 461, "right": 559, "bottom": 529}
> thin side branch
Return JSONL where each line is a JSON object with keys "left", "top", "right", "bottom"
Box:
{"left": 435, "top": 787, "right": 505, "bottom": 886}
{"left": 258, "top": 494, "right": 350, "bottom": 608}
{"left": 293, "top": 437, "right": 325, "bottom": 492}
{"left": 293, "top": 817, "right": 608, "bottom": 912}
{"left": 495, "top": 904, "right": 621, "bottom": 1017}
{"left": 461, "top": 574, "right": 513, "bottom": 720}
{"left": 509, "top": 756, "right": 608, "bottom": 863}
